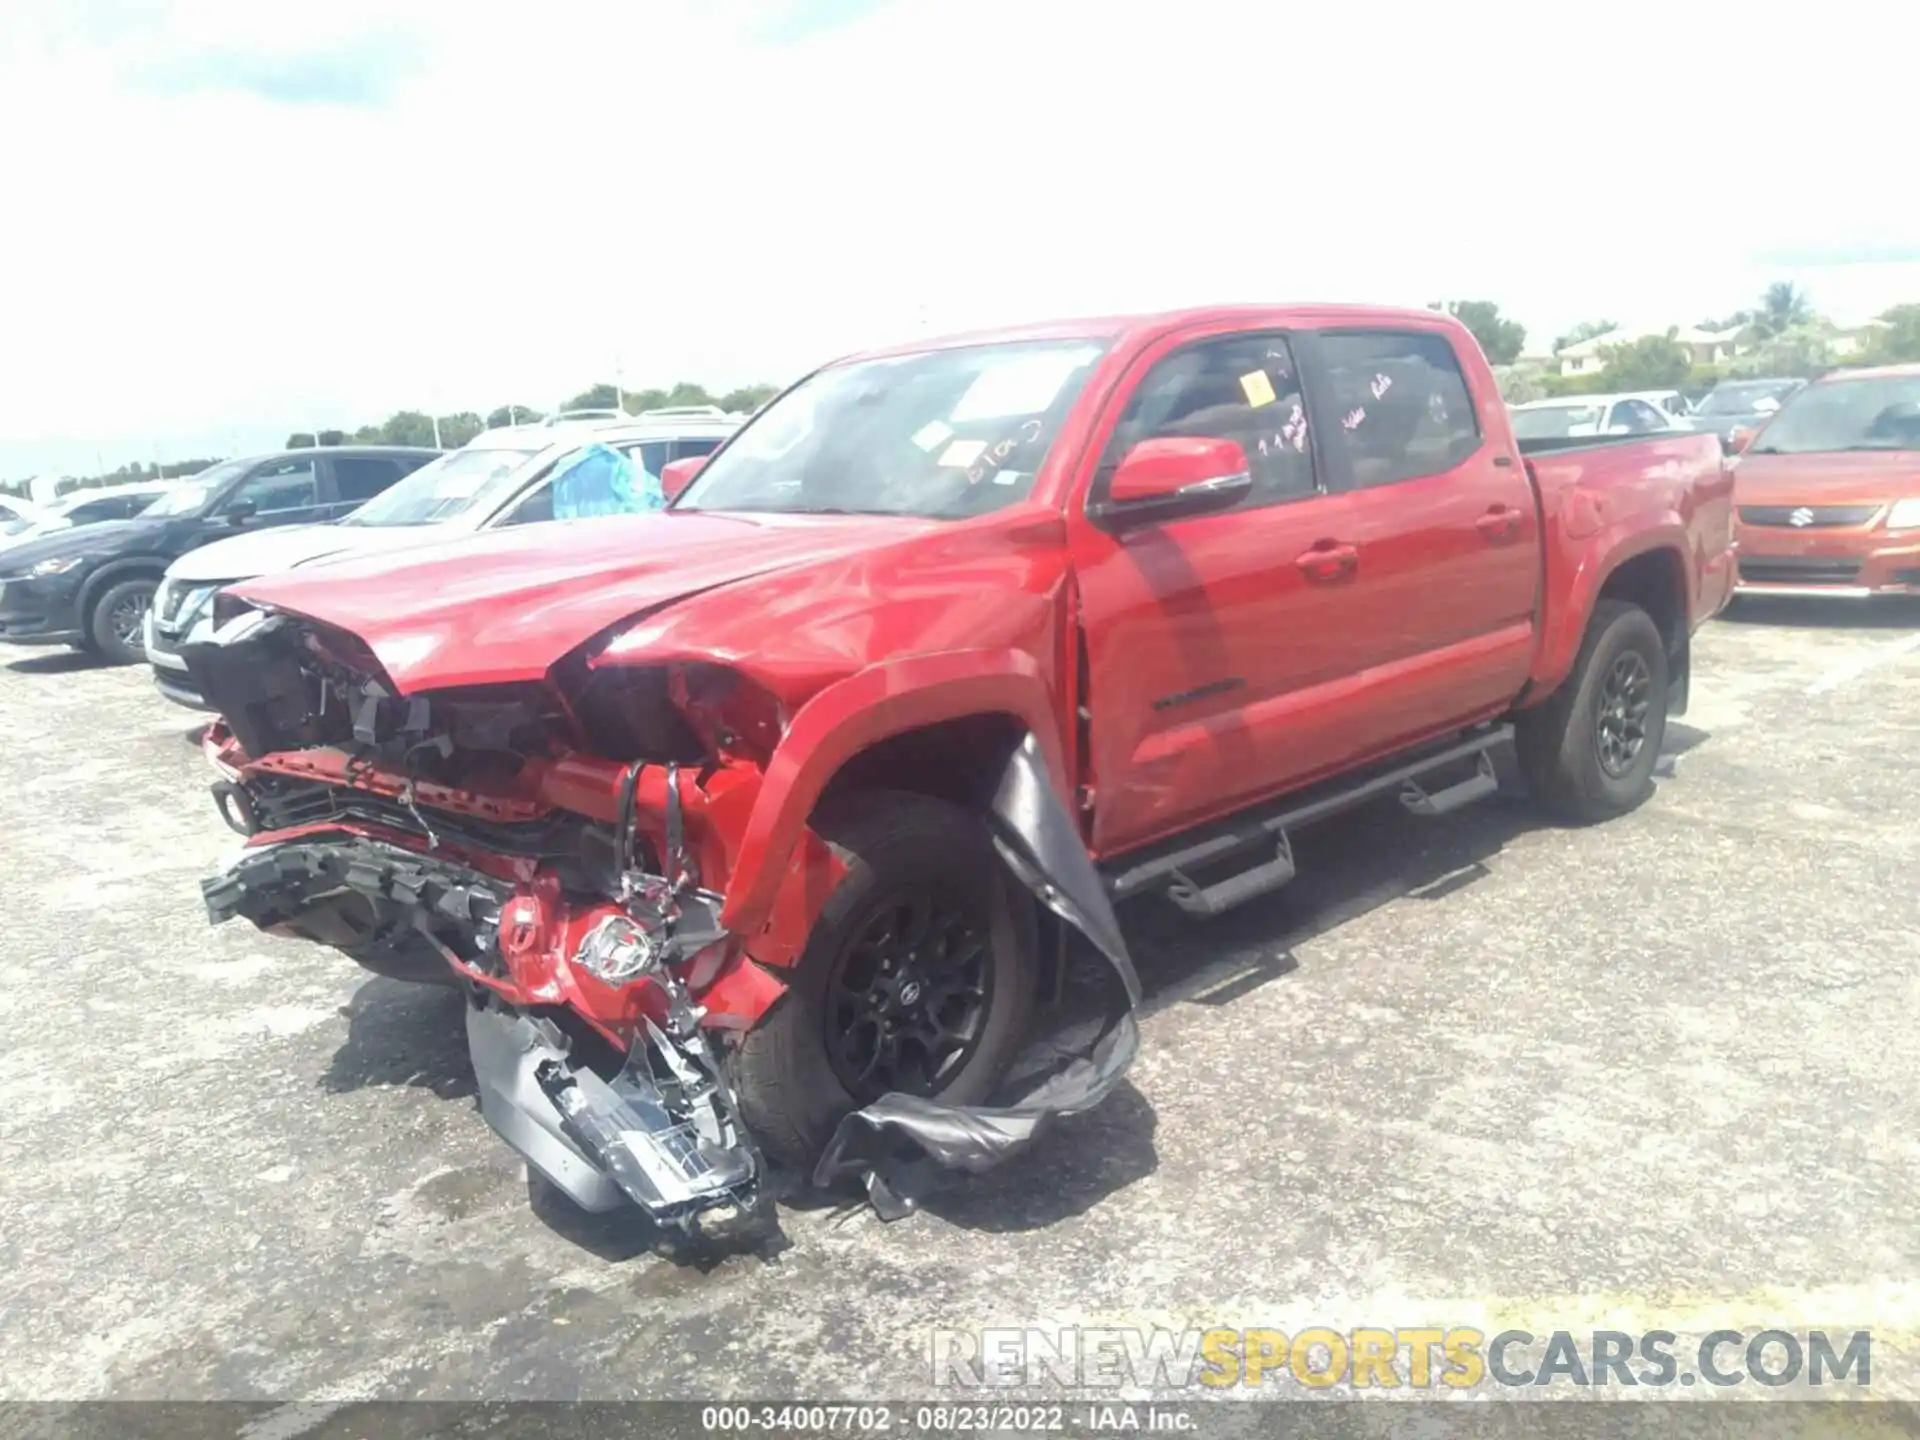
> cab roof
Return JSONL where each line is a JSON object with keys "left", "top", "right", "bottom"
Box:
{"left": 836, "top": 303, "right": 1466, "bottom": 365}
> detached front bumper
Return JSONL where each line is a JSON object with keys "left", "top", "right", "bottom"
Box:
{"left": 1734, "top": 517, "right": 1920, "bottom": 597}
{"left": 467, "top": 1000, "right": 757, "bottom": 1220}
{"left": 0, "top": 572, "right": 86, "bottom": 645}
{"left": 203, "top": 832, "right": 768, "bottom": 1229}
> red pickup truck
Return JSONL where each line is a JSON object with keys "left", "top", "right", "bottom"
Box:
{"left": 186, "top": 305, "right": 1734, "bottom": 1230}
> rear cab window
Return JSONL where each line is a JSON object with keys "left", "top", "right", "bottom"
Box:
{"left": 1315, "top": 330, "right": 1481, "bottom": 488}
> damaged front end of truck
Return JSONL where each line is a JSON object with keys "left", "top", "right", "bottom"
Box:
{"left": 184, "top": 597, "right": 1139, "bottom": 1233}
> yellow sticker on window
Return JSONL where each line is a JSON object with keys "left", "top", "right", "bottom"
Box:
{"left": 1239, "top": 370, "right": 1277, "bottom": 408}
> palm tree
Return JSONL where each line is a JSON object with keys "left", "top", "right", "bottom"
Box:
{"left": 1756, "top": 282, "right": 1813, "bottom": 338}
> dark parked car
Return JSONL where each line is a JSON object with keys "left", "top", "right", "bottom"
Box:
{"left": 1692, "top": 377, "right": 1806, "bottom": 447}
{"left": 0, "top": 447, "right": 436, "bottom": 663}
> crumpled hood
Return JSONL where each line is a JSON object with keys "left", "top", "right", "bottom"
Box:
{"left": 167, "top": 522, "right": 441, "bottom": 584}
{"left": 233, "top": 510, "right": 940, "bottom": 692}
{"left": 1735, "top": 449, "right": 1920, "bottom": 506}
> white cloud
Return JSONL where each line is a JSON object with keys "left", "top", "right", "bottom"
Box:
{"left": 0, "top": 0, "right": 1913, "bottom": 474}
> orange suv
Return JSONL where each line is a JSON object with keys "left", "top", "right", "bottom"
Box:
{"left": 1732, "top": 364, "right": 1920, "bottom": 597}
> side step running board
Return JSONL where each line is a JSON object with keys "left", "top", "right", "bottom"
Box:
{"left": 1168, "top": 833, "right": 1295, "bottom": 918}
{"left": 1106, "top": 725, "right": 1513, "bottom": 916}
{"left": 1399, "top": 751, "right": 1499, "bottom": 816}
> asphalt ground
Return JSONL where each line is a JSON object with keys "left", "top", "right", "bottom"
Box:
{"left": 2, "top": 596, "right": 1917, "bottom": 1423}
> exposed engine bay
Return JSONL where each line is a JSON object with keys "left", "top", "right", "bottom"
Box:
{"left": 184, "top": 605, "right": 1141, "bottom": 1233}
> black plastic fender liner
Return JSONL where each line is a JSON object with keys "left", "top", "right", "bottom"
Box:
{"left": 812, "top": 734, "right": 1142, "bottom": 1219}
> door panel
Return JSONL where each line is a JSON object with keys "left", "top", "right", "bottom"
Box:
{"left": 1070, "top": 330, "right": 1373, "bottom": 856}
{"left": 1310, "top": 330, "right": 1541, "bottom": 758}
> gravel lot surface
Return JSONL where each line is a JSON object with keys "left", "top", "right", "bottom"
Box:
{"left": 2, "top": 597, "right": 1916, "bottom": 1418}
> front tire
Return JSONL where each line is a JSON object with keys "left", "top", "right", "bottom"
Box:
{"left": 87, "top": 578, "right": 158, "bottom": 665}
{"left": 1516, "top": 598, "right": 1669, "bottom": 823}
{"left": 728, "top": 790, "right": 1037, "bottom": 1171}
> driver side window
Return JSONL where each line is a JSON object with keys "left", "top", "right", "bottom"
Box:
{"left": 1099, "top": 334, "right": 1317, "bottom": 510}
{"left": 228, "top": 458, "right": 318, "bottom": 513}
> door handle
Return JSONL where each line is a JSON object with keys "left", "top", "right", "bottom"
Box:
{"left": 1476, "top": 507, "right": 1522, "bottom": 541}
{"left": 1295, "top": 541, "right": 1358, "bottom": 581}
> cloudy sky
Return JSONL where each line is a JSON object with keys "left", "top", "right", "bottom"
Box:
{"left": 2, "top": 0, "right": 1913, "bottom": 476}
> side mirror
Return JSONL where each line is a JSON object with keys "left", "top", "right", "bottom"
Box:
{"left": 1091, "top": 436, "right": 1252, "bottom": 527}
{"left": 1728, "top": 427, "right": 1755, "bottom": 454}
{"left": 659, "top": 456, "right": 708, "bottom": 503}
{"left": 225, "top": 499, "right": 257, "bottom": 526}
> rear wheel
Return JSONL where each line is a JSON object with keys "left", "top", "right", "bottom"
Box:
{"left": 1516, "top": 599, "right": 1669, "bottom": 823}
{"left": 728, "top": 791, "right": 1037, "bottom": 1171}
{"left": 87, "top": 578, "right": 157, "bottom": 665}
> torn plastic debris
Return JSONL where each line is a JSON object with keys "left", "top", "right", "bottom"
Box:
{"left": 464, "top": 1000, "right": 763, "bottom": 1225}
{"left": 813, "top": 734, "right": 1143, "bottom": 1219}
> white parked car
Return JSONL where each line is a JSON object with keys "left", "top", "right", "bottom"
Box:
{"left": 0, "top": 495, "right": 43, "bottom": 535}
{"left": 1509, "top": 392, "right": 1692, "bottom": 443}
{"left": 0, "top": 482, "right": 168, "bottom": 545}
{"left": 145, "top": 410, "right": 741, "bottom": 707}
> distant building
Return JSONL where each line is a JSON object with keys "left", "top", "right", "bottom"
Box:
{"left": 1828, "top": 319, "right": 1889, "bottom": 360}
{"left": 1554, "top": 324, "right": 1748, "bottom": 376}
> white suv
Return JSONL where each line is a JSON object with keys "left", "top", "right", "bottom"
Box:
{"left": 146, "top": 409, "right": 740, "bottom": 707}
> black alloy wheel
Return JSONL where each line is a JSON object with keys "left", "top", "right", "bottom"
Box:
{"left": 823, "top": 885, "right": 993, "bottom": 1101}
{"left": 1595, "top": 651, "right": 1653, "bottom": 778}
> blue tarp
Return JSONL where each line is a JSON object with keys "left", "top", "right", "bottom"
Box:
{"left": 550, "top": 444, "right": 664, "bottom": 520}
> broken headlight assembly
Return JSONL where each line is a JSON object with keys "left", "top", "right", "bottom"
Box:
{"left": 575, "top": 910, "right": 666, "bottom": 985}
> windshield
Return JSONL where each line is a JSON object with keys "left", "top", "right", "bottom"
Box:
{"left": 675, "top": 339, "right": 1107, "bottom": 518}
{"left": 1751, "top": 376, "right": 1920, "bottom": 454}
{"left": 1511, "top": 404, "right": 1606, "bottom": 440}
{"left": 1700, "top": 381, "right": 1798, "bottom": 415}
{"left": 343, "top": 446, "right": 542, "bottom": 526}
{"left": 141, "top": 459, "right": 250, "bottom": 517}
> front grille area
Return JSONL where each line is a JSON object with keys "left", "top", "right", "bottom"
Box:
{"left": 1738, "top": 505, "right": 1880, "bottom": 529}
{"left": 1739, "top": 557, "right": 1863, "bottom": 586}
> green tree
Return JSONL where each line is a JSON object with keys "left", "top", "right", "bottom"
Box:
{"left": 1729, "top": 325, "right": 1835, "bottom": 379}
{"left": 622, "top": 382, "right": 721, "bottom": 415}
{"left": 1597, "top": 330, "right": 1692, "bottom": 390}
{"left": 1491, "top": 365, "right": 1546, "bottom": 405}
{"left": 485, "top": 405, "right": 544, "bottom": 428}
{"left": 1857, "top": 304, "right": 1920, "bottom": 365}
{"left": 718, "top": 384, "right": 779, "bottom": 413}
{"left": 561, "top": 384, "right": 622, "bottom": 412}
{"left": 1553, "top": 319, "right": 1618, "bottom": 353}
{"left": 357, "top": 411, "right": 439, "bottom": 447}
{"left": 1429, "top": 300, "right": 1526, "bottom": 364}
{"left": 1754, "top": 282, "right": 1813, "bottom": 338}
{"left": 439, "top": 412, "right": 484, "bottom": 448}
